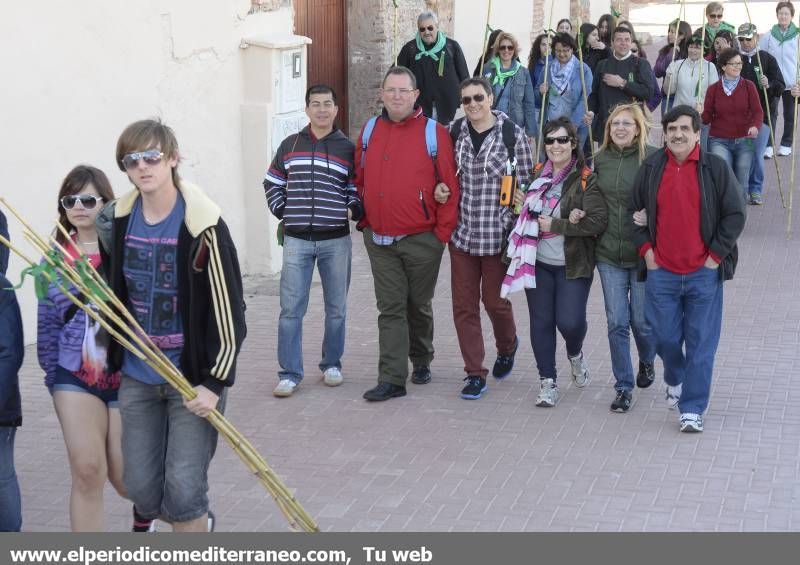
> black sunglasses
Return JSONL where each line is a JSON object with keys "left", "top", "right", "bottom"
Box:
{"left": 544, "top": 135, "right": 572, "bottom": 145}
{"left": 61, "top": 194, "right": 103, "bottom": 210}
{"left": 461, "top": 94, "right": 486, "bottom": 105}
{"left": 498, "top": 45, "right": 515, "bottom": 52}
{"left": 419, "top": 25, "right": 435, "bottom": 32}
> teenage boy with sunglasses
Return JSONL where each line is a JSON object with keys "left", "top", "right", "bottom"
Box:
{"left": 97, "top": 119, "right": 246, "bottom": 531}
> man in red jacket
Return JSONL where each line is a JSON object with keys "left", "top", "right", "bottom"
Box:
{"left": 356, "top": 66, "right": 459, "bottom": 401}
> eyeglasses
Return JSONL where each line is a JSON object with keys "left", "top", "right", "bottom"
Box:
{"left": 726, "top": 61, "right": 743, "bottom": 67}
{"left": 554, "top": 48, "right": 573, "bottom": 54}
{"left": 121, "top": 149, "right": 164, "bottom": 170}
{"left": 498, "top": 45, "right": 515, "bottom": 52}
{"left": 461, "top": 93, "right": 486, "bottom": 105}
{"left": 61, "top": 194, "right": 103, "bottom": 210}
{"left": 709, "top": 14, "right": 723, "bottom": 19}
{"left": 419, "top": 25, "right": 435, "bottom": 32}
{"left": 737, "top": 36, "right": 754, "bottom": 41}
{"left": 544, "top": 136, "right": 572, "bottom": 145}
{"left": 382, "top": 87, "right": 416, "bottom": 96}
{"left": 610, "top": 120, "right": 636, "bottom": 128}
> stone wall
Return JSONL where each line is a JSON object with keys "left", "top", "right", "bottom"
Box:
{"left": 347, "top": 0, "right": 454, "bottom": 137}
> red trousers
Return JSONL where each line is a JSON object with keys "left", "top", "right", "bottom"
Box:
{"left": 449, "top": 245, "right": 517, "bottom": 377}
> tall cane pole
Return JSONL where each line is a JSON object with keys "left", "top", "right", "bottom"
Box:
{"left": 392, "top": 0, "right": 398, "bottom": 66}
{"left": 478, "top": 0, "right": 493, "bottom": 77}
{"left": 536, "top": 0, "right": 556, "bottom": 163}
{"left": 788, "top": 13, "right": 800, "bottom": 236}
{"left": 663, "top": 0, "right": 686, "bottom": 114}
{"left": 697, "top": 23, "right": 706, "bottom": 106}
{"left": 742, "top": 0, "right": 786, "bottom": 208}
{"left": 576, "top": 16, "right": 594, "bottom": 161}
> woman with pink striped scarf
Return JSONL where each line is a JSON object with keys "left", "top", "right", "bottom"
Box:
{"left": 504, "top": 117, "right": 607, "bottom": 407}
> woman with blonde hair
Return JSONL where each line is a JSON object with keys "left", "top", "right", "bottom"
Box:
{"left": 483, "top": 31, "right": 537, "bottom": 139}
{"left": 593, "top": 103, "right": 658, "bottom": 412}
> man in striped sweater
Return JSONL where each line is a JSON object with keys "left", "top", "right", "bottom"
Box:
{"left": 264, "top": 85, "right": 363, "bottom": 398}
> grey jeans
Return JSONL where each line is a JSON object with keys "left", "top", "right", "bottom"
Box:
{"left": 119, "top": 375, "right": 226, "bottom": 523}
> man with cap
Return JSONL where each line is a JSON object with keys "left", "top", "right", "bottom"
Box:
{"left": 738, "top": 23, "right": 785, "bottom": 204}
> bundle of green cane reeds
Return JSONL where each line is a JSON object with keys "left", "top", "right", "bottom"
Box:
{"left": 0, "top": 197, "right": 318, "bottom": 533}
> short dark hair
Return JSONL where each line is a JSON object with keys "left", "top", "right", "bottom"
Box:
{"left": 777, "top": 1, "right": 795, "bottom": 16}
{"left": 382, "top": 66, "right": 417, "bottom": 89}
{"left": 542, "top": 116, "right": 585, "bottom": 171}
{"left": 662, "top": 104, "right": 701, "bottom": 133}
{"left": 460, "top": 77, "right": 492, "bottom": 97}
{"left": 611, "top": 26, "right": 632, "bottom": 40}
{"left": 716, "top": 47, "right": 741, "bottom": 68}
{"left": 553, "top": 32, "right": 577, "bottom": 52}
{"left": 305, "top": 84, "right": 337, "bottom": 106}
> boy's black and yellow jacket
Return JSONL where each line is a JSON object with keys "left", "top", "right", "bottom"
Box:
{"left": 97, "top": 181, "right": 247, "bottom": 394}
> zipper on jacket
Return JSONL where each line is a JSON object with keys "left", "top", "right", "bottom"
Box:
{"left": 616, "top": 154, "right": 625, "bottom": 265}
{"left": 420, "top": 189, "right": 430, "bottom": 220}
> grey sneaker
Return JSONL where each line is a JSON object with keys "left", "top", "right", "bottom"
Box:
{"left": 273, "top": 379, "right": 297, "bottom": 397}
{"left": 535, "top": 378, "right": 558, "bottom": 407}
{"left": 568, "top": 352, "right": 590, "bottom": 387}
{"left": 323, "top": 367, "right": 343, "bottom": 387}
{"left": 665, "top": 383, "right": 682, "bottom": 410}
{"left": 680, "top": 412, "right": 704, "bottom": 433}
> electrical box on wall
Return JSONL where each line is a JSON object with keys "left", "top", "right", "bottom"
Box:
{"left": 239, "top": 33, "right": 311, "bottom": 275}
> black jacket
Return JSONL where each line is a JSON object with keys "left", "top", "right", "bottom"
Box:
{"left": 741, "top": 49, "right": 785, "bottom": 125}
{"left": 628, "top": 147, "right": 746, "bottom": 282}
{"left": 97, "top": 182, "right": 247, "bottom": 394}
{"left": 589, "top": 54, "right": 653, "bottom": 139}
{"left": 0, "top": 274, "right": 23, "bottom": 427}
{"left": 397, "top": 37, "right": 470, "bottom": 124}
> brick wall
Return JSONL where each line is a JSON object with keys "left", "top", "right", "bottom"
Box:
{"left": 346, "top": 0, "right": 453, "bottom": 137}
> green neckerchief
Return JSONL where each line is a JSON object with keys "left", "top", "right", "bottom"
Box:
{"left": 415, "top": 31, "right": 447, "bottom": 76}
{"left": 490, "top": 57, "right": 520, "bottom": 87}
{"left": 771, "top": 22, "right": 800, "bottom": 44}
{"left": 705, "top": 21, "right": 735, "bottom": 42}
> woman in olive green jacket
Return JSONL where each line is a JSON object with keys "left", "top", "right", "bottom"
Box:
{"left": 593, "top": 102, "right": 658, "bottom": 413}
{"left": 524, "top": 117, "right": 607, "bottom": 408}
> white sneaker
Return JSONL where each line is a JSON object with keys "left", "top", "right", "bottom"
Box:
{"left": 665, "top": 383, "right": 682, "bottom": 410}
{"left": 323, "top": 367, "right": 343, "bottom": 387}
{"left": 778, "top": 145, "right": 792, "bottom": 156}
{"left": 568, "top": 352, "right": 590, "bottom": 387}
{"left": 535, "top": 378, "right": 559, "bottom": 407}
{"left": 764, "top": 146, "right": 774, "bottom": 159}
{"left": 273, "top": 379, "right": 297, "bottom": 397}
{"left": 679, "top": 412, "right": 704, "bottom": 433}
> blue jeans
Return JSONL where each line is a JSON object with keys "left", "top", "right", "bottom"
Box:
{"left": 119, "top": 376, "right": 225, "bottom": 523}
{"left": 748, "top": 123, "right": 771, "bottom": 196}
{"left": 645, "top": 266, "right": 723, "bottom": 415}
{"left": 524, "top": 262, "right": 592, "bottom": 381}
{"left": 0, "top": 427, "right": 21, "bottom": 531}
{"left": 278, "top": 235, "right": 352, "bottom": 383}
{"left": 708, "top": 136, "right": 754, "bottom": 199}
{"left": 597, "top": 262, "right": 656, "bottom": 393}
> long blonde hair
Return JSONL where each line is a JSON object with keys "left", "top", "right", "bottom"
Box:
{"left": 599, "top": 103, "right": 652, "bottom": 163}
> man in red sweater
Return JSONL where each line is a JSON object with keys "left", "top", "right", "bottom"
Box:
{"left": 355, "top": 66, "right": 459, "bottom": 401}
{"left": 629, "top": 105, "right": 745, "bottom": 433}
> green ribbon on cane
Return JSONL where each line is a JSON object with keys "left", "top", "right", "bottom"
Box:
{"left": 74, "top": 256, "right": 111, "bottom": 303}
{"left": 4, "top": 250, "right": 62, "bottom": 301}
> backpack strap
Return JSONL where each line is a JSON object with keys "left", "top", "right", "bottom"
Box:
{"left": 501, "top": 119, "right": 517, "bottom": 168}
{"left": 424, "top": 117, "right": 442, "bottom": 183}
{"left": 450, "top": 117, "right": 465, "bottom": 148}
{"left": 359, "top": 116, "right": 379, "bottom": 168}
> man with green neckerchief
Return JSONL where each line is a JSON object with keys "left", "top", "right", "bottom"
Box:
{"left": 397, "top": 11, "right": 469, "bottom": 125}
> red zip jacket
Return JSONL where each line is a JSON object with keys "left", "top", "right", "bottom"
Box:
{"left": 355, "top": 107, "right": 460, "bottom": 243}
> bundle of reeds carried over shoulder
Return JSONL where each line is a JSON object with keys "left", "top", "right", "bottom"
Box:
{"left": 0, "top": 197, "right": 318, "bottom": 533}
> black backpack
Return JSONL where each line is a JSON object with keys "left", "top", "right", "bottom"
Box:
{"left": 449, "top": 116, "right": 518, "bottom": 164}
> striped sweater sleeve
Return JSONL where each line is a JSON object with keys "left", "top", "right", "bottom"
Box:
{"left": 263, "top": 138, "right": 289, "bottom": 219}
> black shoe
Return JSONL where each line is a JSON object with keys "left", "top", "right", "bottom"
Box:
{"left": 610, "top": 390, "right": 633, "bottom": 413}
{"left": 460, "top": 376, "right": 487, "bottom": 399}
{"left": 492, "top": 336, "right": 519, "bottom": 380}
{"left": 636, "top": 361, "right": 655, "bottom": 389}
{"left": 363, "top": 382, "right": 407, "bottom": 401}
{"left": 411, "top": 365, "right": 432, "bottom": 384}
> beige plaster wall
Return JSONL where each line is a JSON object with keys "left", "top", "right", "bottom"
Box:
{"left": 0, "top": 1, "right": 293, "bottom": 342}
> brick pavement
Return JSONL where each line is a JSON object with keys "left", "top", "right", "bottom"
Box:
{"left": 14, "top": 165, "right": 800, "bottom": 531}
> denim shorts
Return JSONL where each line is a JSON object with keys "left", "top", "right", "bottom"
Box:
{"left": 118, "top": 375, "right": 226, "bottom": 523}
{"left": 51, "top": 366, "right": 119, "bottom": 407}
